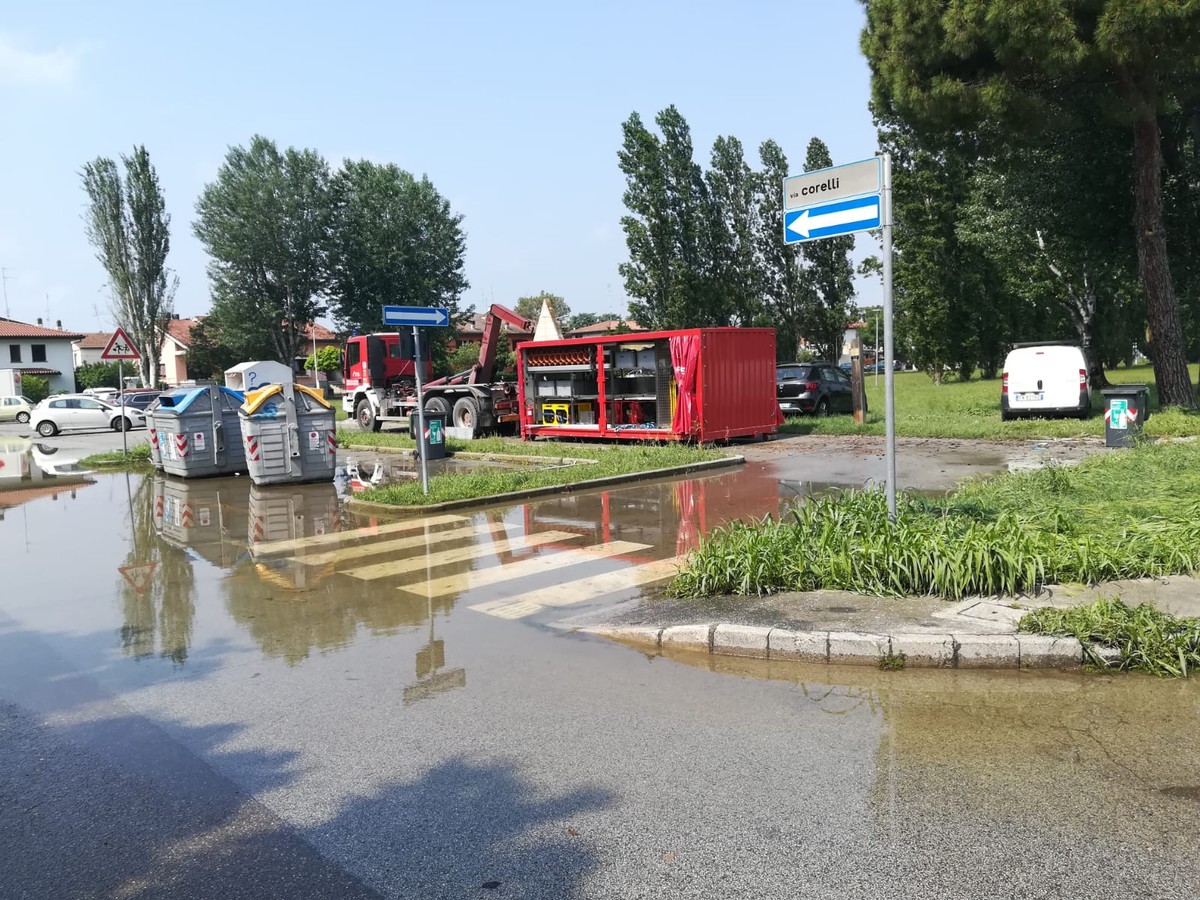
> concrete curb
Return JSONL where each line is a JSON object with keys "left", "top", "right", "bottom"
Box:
{"left": 344, "top": 455, "right": 744, "bottom": 516}
{"left": 583, "top": 623, "right": 1089, "bottom": 670}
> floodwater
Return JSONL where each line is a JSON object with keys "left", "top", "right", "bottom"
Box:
{"left": 3, "top": 439, "right": 1199, "bottom": 898}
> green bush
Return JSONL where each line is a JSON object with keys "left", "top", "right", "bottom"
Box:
{"left": 21, "top": 375, "right": 50, "bottom": 404}
{"left": 75, "top": 361, "right": 122, "bottom": 390}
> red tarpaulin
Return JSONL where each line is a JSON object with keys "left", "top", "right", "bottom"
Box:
{"left": 670, "top": 334, "right": 700, "bottom": 435}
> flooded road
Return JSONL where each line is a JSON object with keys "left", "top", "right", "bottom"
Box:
{"left": 2, "top": 443, "right": 1198, "bottom": 898}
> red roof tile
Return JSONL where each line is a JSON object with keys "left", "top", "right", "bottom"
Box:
{"left": 164, "top": 318, "right": 198, "bottom": 348}
{"left": 76, "top": 332, "right": 114, "bottom": 349}
{"left": 0, "top": 317, "right": 83, "bottom": 340}
{"left": 11, "top": 367, "right": 61, "bottom": 376}
{"left": 458, "top": 313, "right": 533, "bottom": 337}
{"left": 302, "top": 322, "right": 338, "bottom": 341}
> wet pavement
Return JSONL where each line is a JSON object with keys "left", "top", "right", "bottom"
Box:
{"left": 2, "top": 435, "right": 1199, "bottom": 898}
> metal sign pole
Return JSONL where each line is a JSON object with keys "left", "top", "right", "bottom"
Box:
{"left": 412, "top": 325, "right": 429, "bottom": 495}
{"left": 881, "top": 152, "right": 897, "bottom": 519}
{"left": 119, "top": 359, "right": 128, "bottom": 457}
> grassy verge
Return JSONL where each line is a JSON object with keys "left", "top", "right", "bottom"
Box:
{"left": 354, "top": 440, "right": 730, "bottom": 506}
{"left": 339, "top": 429, "right": 679, "bottom": 460}
{"left": 1020, "top": 598, "right": 1200, "bottom": 677}
{"left": 781, "top": 363, "right": 1200, "bottom": 440}
{"left": 79, "top": 441, "right": 154, "bottom": 470}
{"left": 672, "top": 439, "right": 1200, "bottom": 600}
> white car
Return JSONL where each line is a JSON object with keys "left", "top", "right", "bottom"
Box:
{"left": 30, "top": 394, "right": 147, "bottom": 437}
{"left": 1001, "top": 342, "right": 1091, "bottom": 421}
{"left": 0, "top": 395, "right": 33, "bottom": 424}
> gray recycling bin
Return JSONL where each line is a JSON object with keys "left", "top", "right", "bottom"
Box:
{"left": 1100, "top": 384, "right": 1150, "bottom": 448}
{"left": 411, "top": 412, "right": 447, "bottom": 460}
{"left": 239, "top": 383, "right": 337, "bottom": 486}
{"left": 146, "top": 408, "right": 162, "bottom": 469}
{"left": 153, "top": 384, "right": 248, "bottom": 478}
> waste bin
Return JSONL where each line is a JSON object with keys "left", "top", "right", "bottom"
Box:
{"left": 239, "top": 383, "right": 337, "bottom": 486}
{"left": 152, "top": 383, "right": 248, "bottom": 478}
{"left": 1100, "top": 384, "right": 1150, "bottom": 448}
{"left": 145, "top": 409, "right": 162, "bottom": 470}
{"left": 155, "top": 475, "right": 249, "bottom": 569}
{"left": 411, "top": 412, "right": 447, "bottom": 461}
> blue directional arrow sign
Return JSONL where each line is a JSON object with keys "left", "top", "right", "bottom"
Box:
{"left": 784, "top": 195, "right": 880, "bottom": 244}
{"left": 382, "top": 305, "right": 450, "bottom": 327}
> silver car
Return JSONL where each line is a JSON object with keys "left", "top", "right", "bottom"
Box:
{"left": 30, "top": 394, "right": 147, "bottom": 437}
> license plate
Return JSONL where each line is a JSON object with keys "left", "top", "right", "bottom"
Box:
{"left": 1016, "top": 392, "right": 1044, "bottom": 402}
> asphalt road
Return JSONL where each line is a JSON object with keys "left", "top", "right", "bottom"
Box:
{"left": 2, "top": 447, "right": 1198, "bottom": 899}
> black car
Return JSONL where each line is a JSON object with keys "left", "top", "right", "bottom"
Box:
{"left": 114, "top": 390, "right": 161, "bottom": 412}
{"left": 776, "top": 362, "right": 861, "bottom": 416}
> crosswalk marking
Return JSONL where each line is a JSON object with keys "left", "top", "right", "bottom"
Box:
{"left": 297, "top": 521, "right": 508, "bottom": 568}
{"left": 341, "top": 530, "right": 583, "bottom": 581}
{"left": 251, "top": 512, "right": 468, "bottom": 558}
{"left": 468, "top": 555, "right": 685, "bottom": 619}
{"left": 400, "top": 540, "right": 654, "bottom": 597}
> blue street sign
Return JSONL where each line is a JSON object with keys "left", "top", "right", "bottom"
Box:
{"left": 382, "top": 305, "right": 450, "bottom": 327}
{"left": 784, "top": 195, "right": 880, "bottom": 244}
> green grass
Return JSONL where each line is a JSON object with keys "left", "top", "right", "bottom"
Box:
{"left": 672, "top": 439, "right": 1200, "bottom": 600}
{"left": 1020, "top": 598, "right": 1200, "bottom": 677}
{"left": 353, "top": 439, "right": 730, "bottom": 506}
{"left": 781, "top": 363, "right": 1200, "bottom": 439}
{"left": 79, "top": 441, "right": 154, "bottom": 469}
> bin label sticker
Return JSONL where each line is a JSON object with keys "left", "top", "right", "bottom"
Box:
{"left": 309, "top": 430, "right": 321, "bottom": 450}
{"left": 194, "top": 431, "right": 206, "bottom": 452}
{"left": 429, "top": 418, "right": 444, "bottom": 444}
{"left": 199, "top": 507, "right": 211, "bottom": 527}
{"left": 1106, "top": 398, "right": 1134, "bottom": 430}
{"left": 314, "top": 516, "right": 326, "bottom": 535}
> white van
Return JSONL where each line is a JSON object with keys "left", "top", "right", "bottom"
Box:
{"left": 1001, "top": 342, "right": 1090, "bottom": 420}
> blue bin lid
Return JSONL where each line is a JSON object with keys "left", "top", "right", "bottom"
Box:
{"left": 155, "top": 385, "right": 245, "bottom": 415}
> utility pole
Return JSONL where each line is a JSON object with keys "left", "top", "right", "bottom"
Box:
{"left": 1, "top": 267, "right": 11, "bottom": 318}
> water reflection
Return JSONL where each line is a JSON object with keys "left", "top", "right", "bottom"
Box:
{"left": 0, "top": 436, "right": 95, "bottom": 516}
{"left": 120, "top": 475, "right": 197, "bottom": 664}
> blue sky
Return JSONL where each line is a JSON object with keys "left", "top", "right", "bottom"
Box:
{"left": 0, "top": 0, "right": 879, "bottom": 332}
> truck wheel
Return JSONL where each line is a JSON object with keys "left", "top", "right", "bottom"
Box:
{"left": 355, "top": 399, "right": 381, "bottom": 433}
{"left": 424, "top": 396, "right": 451, "bottom": 417}
{"left": 452, "top": 396, "right": 480, "bottom": 437}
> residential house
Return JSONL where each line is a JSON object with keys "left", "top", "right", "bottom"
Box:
{"left": 159, "top": 318, "right": 342, "bottom": 387}
{"left": 565, "top": 319, "right": 645, "bottom": 338}
{"left": 160, "top": 318, "right": 199, "bottom": 386}
{"left": 73, "top": 332, "right": 115, "bottom": 368}
{"left": 449, "top": 311, "right": 534, "bottom": 352}
{"left": 0, "top": 317, "right": 83, "bottom": 394}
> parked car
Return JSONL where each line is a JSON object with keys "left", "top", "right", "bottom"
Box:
{"left": 1001, "top": 342, "right": 1090, "bottom": 421}
{"left": 0, "top": 395, "right": 33, "bottom": 424}
{"left": 114, "top": 390, "right": 161, "bottom": 412}
{"left": 30, "top": 394, "right": 147, "bottom": 436}
{"left": 81, "top": 386, "right": 120, "bottom": 402}
{"left": 776, "top": 362, "right": 862, "bottom": 416}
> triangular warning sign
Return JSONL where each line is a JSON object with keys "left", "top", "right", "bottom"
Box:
{"left": 119, "top": 562, "right": 156, "bottom": 595}
{"left": 101, "top": 327, "right": 141, "bottom": 361}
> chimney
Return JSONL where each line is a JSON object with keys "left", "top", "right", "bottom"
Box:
{"left": 56, "top": 319, "right": 62, "bottom": 330}
{"left": 37, "top": 317, "right": 43, "bottom": 325}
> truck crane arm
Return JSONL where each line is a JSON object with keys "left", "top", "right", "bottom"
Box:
{"left": 425, "top": 303, "right": 532, "bottom": 387}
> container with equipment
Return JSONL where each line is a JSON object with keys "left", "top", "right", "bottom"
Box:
{"left": 1100, "top": 384, "right": 1150, "bottom": 449}
{"left": 517, "top": 327, "right": 780, "bottom": 443}
{"left": 239, "top": 383, "right": 336, "bottom": 486}
{"left": 152, "top": 383, "right": 248, "bottom": 478}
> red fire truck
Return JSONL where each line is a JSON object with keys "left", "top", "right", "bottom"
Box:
{"left": 341, "top": 304, "right": 532, "bottom": 437}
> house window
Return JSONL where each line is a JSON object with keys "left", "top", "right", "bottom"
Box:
{"left": 31, "top": 344, "right": 46, "bottom": 363}
{"left": 8, "top": 345, "right": 19, "bottom": 363}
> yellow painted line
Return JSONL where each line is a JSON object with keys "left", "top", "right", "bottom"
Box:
{"left": 251, "top": 512, "right": 469, "bottom": 557}
{"left": 402, "top": 540, "right": 654, "bottom": 597}
{"left": 297, "top": 521, "right": 505, "bottom": 567}
{"left": 469, "top": 555, "right": 685, "bottom": 620}
{"left": 341, "top": 530, "right": 583, "bottom": 581}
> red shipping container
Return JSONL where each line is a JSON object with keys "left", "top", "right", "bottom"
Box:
{"left": 517, "top": 327, "right": 780, "bottom": 442}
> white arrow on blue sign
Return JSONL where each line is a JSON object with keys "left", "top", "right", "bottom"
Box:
{"left": 382, "top": 305, "right": 450, "bottom": 327}
{"left": 784, "top": 195, "right": 880, "bottom": 244}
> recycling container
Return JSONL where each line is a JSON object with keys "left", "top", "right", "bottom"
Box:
{"left": 153, "top": 383, "right": 248, "bottom": 478}
{"left": 410, "top": 412, "right": 447, "bottom": 461}
{"left": 145, "top": 409, "right": 162, "bottom": 469}
{"left": 247, "top": 481, "right": 342, "bottom": 547}
{"left": 239, "top": 383, "right": 337, "bottom": 486}
{"left": 1100, "top": 384, "right": 1150, "bottom": 449}
{"left": 155, "top": 475, "right": 249, "bottom": 569}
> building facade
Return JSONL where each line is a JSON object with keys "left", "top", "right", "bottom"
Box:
{"left": 0, "top": 317, "right": 83, "bottom": 395}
